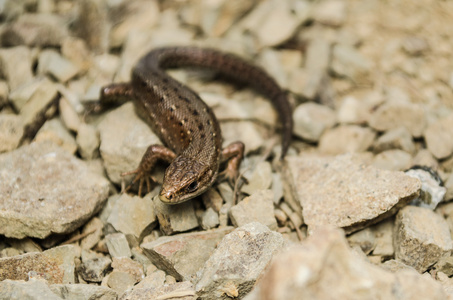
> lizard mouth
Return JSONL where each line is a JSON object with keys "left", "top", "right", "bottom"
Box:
{"left": 159, "top": 189, "right": 175, "bottom": 203}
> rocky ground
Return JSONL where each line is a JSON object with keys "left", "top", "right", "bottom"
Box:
{"left": 1, "top": 0, "right": 453, "bottom": 299}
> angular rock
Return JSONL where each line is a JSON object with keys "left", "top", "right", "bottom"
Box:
{"left": 78, "top": 256, "right": 112, "bottom": 283}
{"left": 105, "top": 233, "right": 132, "bottom": 258}
{"left": 35, "top": 118, "right": 78, "bottom": 155}
{"left": 107, "top": 193, "right": 157, "bottom": 242}
{"left": 331, "top": 44, "right": 373, "bottom": 84}
{"left": 312, "top": 0, "right": 346, "bottom": 27}
{"left": 141, "top": 227, "right": 233, "bottom": 282}
{"left": 370, "top": 218, "right": 394, "bottom": 257}
{"left": 201, "top": 207, "right": 220, "bottom": 230}
{"left": 373, "top": 127, "right": 416, "bottom": 154}
{"left": 195, "top": 222, "right": 285, "bottom": 299}
{"left": 107, "top": 270, "right": 136, "bottom": 294}
{"left": 153, "top": 196, "right": 199, "bottom": 236}
{"left": 230, "top": 190, "right": 277, "bottom": 230}
{"left": 347, "top": 227, "right": 376, "bottom": 255}
{"left": 0, "top": 141, "right": 109, "bottom": 239}
{"left": 0, "top": 80, "right": 8, "bottom": 107}
{"left": 38, "top": 49, "right": 81, "bottom": 83}
{"left": 284, "top": 154, "right": 421, "bottom": 233}
{"left": 111, "top": 257, "right": 145, "bottom": 284}
{"left": 372, "top": 149, "right": 412, "bottom": 171}
{"left": 97, "top": 102, "right": 162, "bottom": 184}
{"left": 424, "top": 115, "right": 453, "bottom": 159}
{"left": 244, "top": 227, "right": 446, "bottom": 300}
{"left": 0, "top": 114, "right": 24, "bottom": 153}
{"left": 369, "top": 102, "right": 426, "bottom": 138}
{"left": 394, "top": 206, "right": 453, "bottom": 272}
{"left": 319, "top": 125, "right": 376, "bottom": 154}
{"left": 50, "top": 284, "right": 118, "bottom": 300}
{"left": 76, "top": 123, "right": 99, "bottom": 160}
{"left": 293, "top": 102, "right": 336, "bottom": 142}
{"left": 0, "top": 46, "right": 33, "bottom": 90}
{"left": 0, "top": 279, "right": 61, "bottom": 300}
{"left": 0, "top": 245, "right": 78, "bottom": 284}
{"left": 79, "top": 217, "right": 104, "bottom": 250}
{"left": 134, "top": 269, "right": 166, "bottom": 289}
{"left": 241, "top": 161, "right": 272, "bottom": 195}
{"left": 405, "top": 167, "right": 446, "bottom": 210}
{"left": 120, "top": 281, "right": 195, "bottom": 300}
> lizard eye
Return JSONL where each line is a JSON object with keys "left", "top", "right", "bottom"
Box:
{"left": 186, "top": 181, "right": 198, "bottom": 193}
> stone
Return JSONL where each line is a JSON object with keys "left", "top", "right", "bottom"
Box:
{"left": 97, "top": 102, "right": 162, "bottom": 185}
{"left": 105, "top": 233, "right": 132, "bottom": 258}
{"left": 50, "top": 284, "right": 118, "bottom": 300}
{"left": 284, "top": 154, "right": 421, "bottom": 233}
{"left": 402, "top": 36, "right": 429, "bottom": 56}
{"left": 0, "top": 141, "right": 109, "bottom": 239}
{"left": 370, "top": 218, "right": 394, "bottom": 257}
{"left": 337, "top": 96, "right": 369, "bottom": 124}
{"left": 111, "top": 257, "right": 145, "bottom": 284}
{"left": 318, "top": 125, "right": 376, "bottom": 154}
{"left": 244, "top": 227, "right": 446, "bottom": 300}
{"left": 120, "top": 281, "right": 195, "bottom": 300}
{"left": 0, "top": 80, "right": 8, "bottom": 107}
{"left": 433, "top": 256, "right": 453, "bottom": 277}
{"left": 373, "top": 127, "right": 416, "bottom": 154}
{"left": 134, "top": 269, "right": 166, "bottom": 289}
{"left": 347, "top": 227, "right": 376, "bottom": 255}
{"left": 202, "top": 189, "right": 224, "bottom": 213}
{"left": 0, "top": 245, "right": 78, "bottom": 284}
{"left": 394, "top": 206, "right": 453, "bottom": 272}
{"left": 369, "top": 102, "right": 426, "bottom": 138}
{"left": 107, "top": 270, "right": 136, "bottom": 294}
{"left": 230, "top": 189, "right": 277, "bottom": 230}
{"left": 153, "top": 196, "right": 199, "bottom": 236}
{"left": 445, "top": 173, "right": 453, "bottom": 201}
{"left": 241, "top": 161, "right": 273, "bottom": 195}
{"left": 312, "top": 0, "right": 346, "bottom": 27}
{"left": 141, "top": 227, "right": 233, "bottom": 282}
{"left": 107, "top": 193, "right": 157, "bottom": 242}
{"left": 38, "top": 49, "right": 81, "bottom": 83}
{"left": 59, "top": 97, "right": 81, "bottom": 133}
{"left": 0, "top": 46, "right": 33, "bottom": 90}
{"left": 35, "top": 118, "right": 78, "bottom": 155}
{"left": 405, "top": 167, "right": 446, "bottom": 210}
{"left": 424, "top": 115, "right": 453, "bottom": 159}
{"left": 201, "top": 207, "right": 220, "bottom": 230}
{"left": 76, "top": 123, "right": 99, "bottom": 160}
{"left": 195, "top": 222, "right": 285, "bottom": 299}
{"left": 78, "top": 256, "right": 112, "bottom": 283}
{"left": 293, "top": 102, "right": 336, "bottom": 142}
{"left": 61, "top": 37, "right": 93, "bottom": 73}
{"left": 372, "top": 149, "right": 412, "bottom": 171}
{"left": 331, "top": 44, "right": 373, "bottom": 84}
{"left": 0, "top": 114, "right": 24, "bottom": 153}
{"left": 0, "top": 279, "right": 62, "bottom": 300}
{"left": 1, "top": 13, "right": 68, "bottom": 47}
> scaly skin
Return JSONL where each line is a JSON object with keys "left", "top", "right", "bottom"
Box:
{"left": 101, "top": 47, "right": 293, "bottom": 204}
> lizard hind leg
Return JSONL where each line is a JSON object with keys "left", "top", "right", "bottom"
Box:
{"left": 122, "top": 144, "right": 177, "bottom": 196}
{"left": 219, "top": 141, "right": 245, "bottom": 186}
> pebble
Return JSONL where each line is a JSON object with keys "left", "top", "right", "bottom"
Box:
{"left": 35, "top": 118, "right": 78, "bottom": 155}
{"left": 50, "top": 284, "right": 118, "bottom": 300}
{"left": 111, "top": 257, "right": 144, "bottom": 284}
{"left": 76, "top": 122, "right": 99, "bottom": 159}
{"left": 38, "top": 49, "right": 81, "bottom": 83}
{"left": 0, "top": 114, "right": 23, "bottom": 153}
{"left": 242, "top": 161, "right": 273, "bottom": 195}
{"left": 0, "top": 80, "right": 8, "bottom": 107}
{"left": 424, "top": 115, "right": 453, "bottom": 159}
{"left": 337, "top": 96, "right": 368, "bottom": 125}
{"left": 394, "top": 206, "right": 453, "bottom": 272}
{"left": 285, "top": 154, "right": 421, "bottom": 233}
{"left": 0, "top": 245, "right": 78, "bottom": 284}
{"left": 373, "top": 127, "right": 416, "bottom": 154}
{"left": 331, "top": 44, "right": 373, "bottom": 84}
{"left": 134, "top": 269, "right": 166, "bottom": 289}
{"left": 120, "top": 281, "right": 195, "bottom": 300}
{"left": 107, "top": 270, "right": 136, "bottom": 294}
{"left": 230, "top": 189, "right": 277, "bottom": 230}
{"left": 245, "top": 227, "right": 446, "bottom": 300}
{"left": 405, "top": 167, "right": 446, "bottom": 210}
{"left": 153, "top": 195, "right": 199, "bottom": 236}
{"left": 0, "top": 46, "right": 33, "bottom": 90}
{"left": 141, "top": 227, "right": 233, "bottom": 282}
{"left": 201, "top": 207, "right": 220, "bottom": 230}
{"left": 370, "top": 218, "right": 394, "bottom": 257}
{"left": 195, "top": 222, "right": 284, "bottom": 299}
{"left": 372, "top": 149, "right": 412, "bottom": 171}
{"left": 0, "top": 279, "right": 62, "bottom": 300}
{"left": 105, "top": 233, "right": 132, "bottom": 258}
{"left": 312, "top": 0, "right": 346, "bottom": 27}
{"left": 0, "top": 141, "right": 109, "bottom": 239}
{"left": 78, "top": 256, "right": 112, "bottom": 283}
{"left": 318, "top": 125, "right": 376, "bottom": 154}
{"left": 292, "top": 102, "right": 336, "bottom": 142}
{"left": 107, "top": 193, "right": 157, "bottom": 243}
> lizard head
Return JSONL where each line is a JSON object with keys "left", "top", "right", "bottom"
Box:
{"left": 159, "top": 155, "right": 216, "bottom": 204}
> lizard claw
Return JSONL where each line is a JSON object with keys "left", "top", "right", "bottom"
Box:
{"left": 121, "top": 168, "right": 156, "bottom": 197}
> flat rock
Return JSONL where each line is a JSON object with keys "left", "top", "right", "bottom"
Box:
{"left": 424, "top": 115, "right": 453, "bottom": 159}
{"left": 105, "top": 233, "right": 132, "bottom": 258}
{"left": 50, "top": 284, "right": 117, "bottom": 300}
{"left": 230, "top": 189, "right": 277, "bottom": 230}
{"left": 195, "top": 222, "right": 285, "bottom": 300}
{"left": 141, "top": 227, "right": 233, "bottom": 282}
{"left": 293, "top": 102, "right": 336, "bottom": 142}
{"left": 153, "top": 196, "right": 199, "bottom": 236}
{"left": 0, "top": 245, "right": 78, "bottom": 284}
{"left": 394, "top": 206, "right": 453, "bottom": 272}
{"left": 284, "top": 154, "right": 421, "bottom": 233}
{"left": 0, "top": 279, "right": 62, "bottom": 300}
{"left": 244, "top": 227, "right": 446, "bottom": 300}
{"left": 319, "top": 125, "right": 376, "bottom": 154}
{"left": 120, "top": 281, "right": 196, "bottom": 300}
{"left": 0, "top": 141, "right": 109, "bottom": 239}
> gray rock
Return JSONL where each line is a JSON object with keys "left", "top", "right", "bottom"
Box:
{"left": 105, "top": 233, "right": 132, "bottom": 258}
{"left": 319, "top": 125, "right": 376, "bottom": 154}
{"left": 285, "top": 154, "right": 421, "bottom": 233}
{"left": 107, "top": 271, "right": 136, "bottom": 294}
{"left": 369, "top": 102, "right": 426, "bottom": 138}
{"left": 50, "top": 284, "right": 118, "bottom": 300}
{"left": 120, "top": 281, "right": 195, "bottom": 300}
{"left": 370, "top": 218, "right": 394, "bottom": 257}
{"left": 201, "top": 207, "right": 220, "bottom": 230}
{"left": 141, "top": 227, "right": 233, "bottom": 282}
{"left": 0, "top": 80, "right": 8, "bottom": 107}
{"left": 0, "top": 245, "right": 78, "bottom": 284}
{"left": 0, "top": 46, "right": 33, "bottom": 90}
{"left": 202, "top": 189, "right": 224, "bottom": 213}
{"left": 394, "top": 206, "right": 452, "bottom": 272}
{"left": 0, "top": 114, "right": 23, "bottom": 153}
{"left": 35, "top": 118, "right": 78, "bottom": 155}
{"left": 76, "top": 123, "right": 99, "bottom": 160}
{"left": 293, "top": 102, "right": 336, "bottom": 142}
{"left": 0, "top": 141, "right": 109, "bottom": 239}
{"left": 230, "top": 190, "right": 277, "bottom": 230}
{"left": 38, "top": 49, "right": 81, "bottom": 83}
{"left": 424, "top": 115, "right": 453, "bottom": 159}
{"left": 372, "top": 149, "right": 412, "bottom": 171}
{"left": 134, "top": 269, "right": 166, "bottom": 289}
{"left": 107, "top": 193, "right": 157, "bottom": 242}
{"left": 402, "top": 36, "right": 429, "bottom": 56}
{"left": 97, "top": 102, "right": 162, "bottom": 185}
{"left": 405, "top": 168, "right": 446, "bottom": 209}
{"left": 195, "top": 222, "right": 285, "bottom": 299}
{"left": 1, "top": 13, "right": 68, "bottom": 47}
{"left": 331, "top": 44, "right": 373, "bottom": 83}
{"left": 78, "top": 256, "right": 112, "bottom": 283}
{"left": 111, "top": 257, "right": 145, "bottom": 284}
{"left": 312, "top": 0, "right": 346, "bottom": 27}
{"left": 0, "top": 279, "right": 61, "bottom": 300}
{"left": 241, "top": 161, "right": 272, "bottom": 195}
{"left": 373, "top": 127, "right": 416, "bottom": 154}
{"left": 59, "top": 97, "right": 81, "bottom": 133}
{"left": 153, "top": 196, "right": 199, "bottom": 236}
{"left": 347, "top": 227, "right": 376, "bottom": 255}
{"left": 433, "top": 256, "right": 453, "bottom": 277}
{"left": 337, "top": 96, "right": 369, "bottom": 125}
